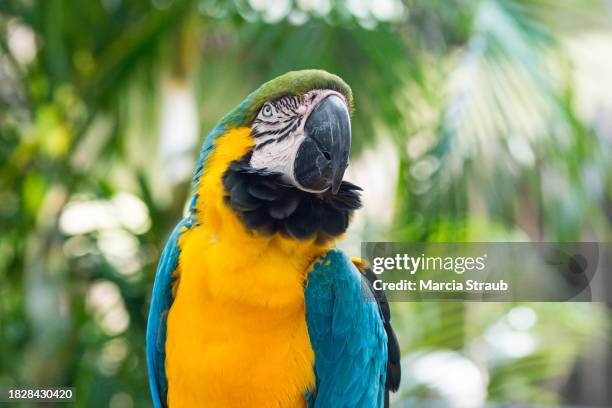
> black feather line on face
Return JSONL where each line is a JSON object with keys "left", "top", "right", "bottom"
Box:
{"left": 222, "top": 153, "right": 362, "bottom": 243}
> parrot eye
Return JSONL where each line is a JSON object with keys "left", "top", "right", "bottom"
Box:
{"left": 261, "top": 103, "right": 274, "bottom": 118}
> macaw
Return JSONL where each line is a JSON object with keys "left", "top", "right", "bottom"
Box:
{"left": 146, "top": 69, "right": 400, "bottom": 408}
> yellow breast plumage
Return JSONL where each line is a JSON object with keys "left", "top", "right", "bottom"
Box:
{"left": 164, "top": 127, "right": 331, "bottom": 407}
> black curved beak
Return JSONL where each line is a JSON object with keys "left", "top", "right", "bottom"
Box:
{"left": 294, "top": 95, "right": 351, "bottom": 194}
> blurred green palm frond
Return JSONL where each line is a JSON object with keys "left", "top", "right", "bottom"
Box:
{"left": 396, "top": 0, "right": 611, "bottom": 242}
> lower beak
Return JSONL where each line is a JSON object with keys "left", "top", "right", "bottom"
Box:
{"left": 293, "top": 95, "right": 351, "bottom": 194}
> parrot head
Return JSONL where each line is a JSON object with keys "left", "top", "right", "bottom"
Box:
{"left": 192, "top": 70, "right": 361, "bottom": 242}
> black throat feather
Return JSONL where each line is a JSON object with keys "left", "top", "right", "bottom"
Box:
{"left": 222, "top": 153, "right": 362, "bottom": 244}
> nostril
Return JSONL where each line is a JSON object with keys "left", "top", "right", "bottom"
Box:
{"left": 322, "top": 151, "right": 331, "bottom": 160}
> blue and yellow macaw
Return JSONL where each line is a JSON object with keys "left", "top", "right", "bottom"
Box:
{"left": 146, "top": 70, "right": 400, "bottom": 407}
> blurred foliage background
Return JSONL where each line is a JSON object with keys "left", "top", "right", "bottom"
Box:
{"left": 1, "top": 0, "right": 611, "bottom": 407}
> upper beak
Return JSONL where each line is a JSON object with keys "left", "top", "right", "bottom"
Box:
{"left": 293, "top": 95, "right": 351, "bottom": 194}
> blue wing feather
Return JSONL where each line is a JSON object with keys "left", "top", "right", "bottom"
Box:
{"left": 146, "top": 217, "right": 193, "bottom": 408}
{"left": 305, "top": 249, "right": 388, "bottom": 408}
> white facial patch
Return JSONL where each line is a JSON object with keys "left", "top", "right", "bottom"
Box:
{"left": 249, "top": 89, "right": 347, "bottom": 185}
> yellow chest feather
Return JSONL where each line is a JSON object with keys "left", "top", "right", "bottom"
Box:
{"left": 164, "top": 127, "right": 331, "bottom": 407}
